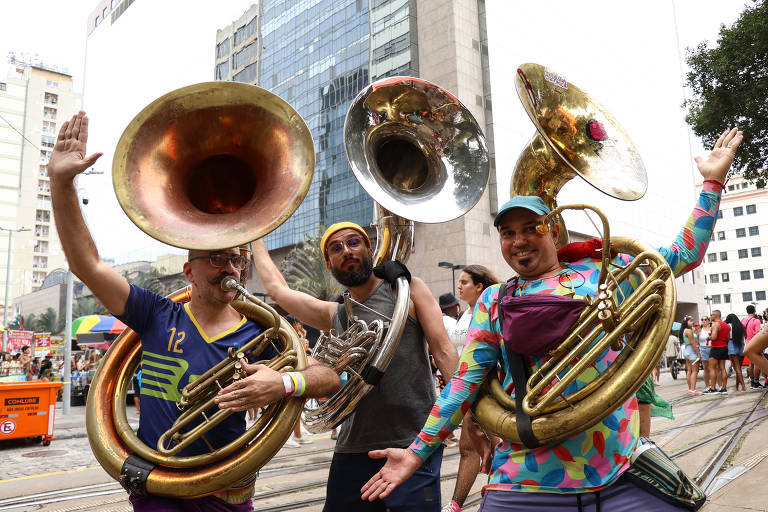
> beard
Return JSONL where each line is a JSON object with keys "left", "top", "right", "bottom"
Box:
{"left": 331, "top": 252, "right": 373, "bottom": 287}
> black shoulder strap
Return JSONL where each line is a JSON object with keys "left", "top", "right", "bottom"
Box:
{"left": 497, "top": 278, "right": 542, "bottom": 448}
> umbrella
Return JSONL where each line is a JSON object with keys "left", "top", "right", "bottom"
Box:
{"left": 71, "top": 315, "right": 128, "bottom": 338}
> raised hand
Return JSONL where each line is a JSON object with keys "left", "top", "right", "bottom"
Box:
{"left": 694, "top": 128, "right": 743, "bottom": 183}
{"left": 47, "top": 111, "right": 102, "bottom": 182}
{"left": 215, "top": 359, "right": 284, "bottom": 411}
{"left": 360, "top": 448, "right": 422, "bottom": 501}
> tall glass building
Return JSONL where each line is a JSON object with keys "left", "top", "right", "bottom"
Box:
{"left": 216, "top": 0, "right": 504, "bottom": 293}
{"left": 216, "top": 0, "right": 423, "bottom": 250}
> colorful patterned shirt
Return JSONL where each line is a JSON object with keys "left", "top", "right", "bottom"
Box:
{"left": 410, "top": 181, "right": 722, "bottom": 494}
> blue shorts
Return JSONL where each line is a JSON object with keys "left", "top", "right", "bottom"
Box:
{"left": 698, "top": 346, "right": 711, "bottom": 361}
{"left": 323, "top": 445, "right": 443, "bottom": 512}
{"left": 682, "top": 345, "right": 698, "bottom": 361}
{"left": 728, "top": 340, "right": 744, "bottom": 356}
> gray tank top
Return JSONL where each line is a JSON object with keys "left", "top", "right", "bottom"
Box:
{"left": 332, "top": 280, "right": 436, "bottom": 453}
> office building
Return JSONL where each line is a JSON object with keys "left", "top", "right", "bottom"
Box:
{"left": 216, "top": 0, "right": 506, "bottom": 294}
{"left": 0, "top": 56, "right": 79, "bottom": 321}
{"left": 699, "top": 175, "right": 768, "bottom": 316}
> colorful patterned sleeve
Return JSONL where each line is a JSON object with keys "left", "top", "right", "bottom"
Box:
{"left": 657, "top": 180, "right": 723, "bottom": 276}
{"left": 409, "top": 284, "right": 503, "bottom": 461}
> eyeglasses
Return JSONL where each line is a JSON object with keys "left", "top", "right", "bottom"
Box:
{"left": 189, "top": 252, "right": 248, "bottom": 270}
{"left": 700, "top": 317, "right": 709, "bottom": 321}
{"left": 327, "top": 236, "right": 364, "bottom": 257}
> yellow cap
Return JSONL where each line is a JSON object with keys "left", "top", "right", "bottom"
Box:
{"left": 320, "top": 222, "right": 371, "bottom": 260}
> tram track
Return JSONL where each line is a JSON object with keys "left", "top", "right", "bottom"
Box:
{"left": 4, "top": 389, "right": 765, "bottom": 510}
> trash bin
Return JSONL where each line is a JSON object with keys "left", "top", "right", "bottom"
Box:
{"left": 0, "top": 381, "right": 63, "bottom": 446}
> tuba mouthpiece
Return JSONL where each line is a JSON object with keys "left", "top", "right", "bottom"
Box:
{"left": 221, "top": 276, "right": 239, "bottom": 291}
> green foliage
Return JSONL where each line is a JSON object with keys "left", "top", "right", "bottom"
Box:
{"left": 279, "top": 229, "right": 344, "bottom": 301}
{"left": 73, "top": 295, "right": 108, "bottom": 317}
{"left": 684, "top": 0, "right": 768, "bottom": 186}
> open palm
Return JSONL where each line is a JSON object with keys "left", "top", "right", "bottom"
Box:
{"left": 694, "top": 128, "right": 743, "bottom": 182}
{"left": 47, "top": 111, "right": 102, "bottom": 181}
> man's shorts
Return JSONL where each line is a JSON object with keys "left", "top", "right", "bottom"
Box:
{"left": 698, "top": 346, "right": 711, "bottom": 361}
{"left": 323, "top": 445, "right": 443, "bottom": 512}
{"left": 728, "top": 340, "right": 744, "bottom": 357}
{"left": 478, "top": 472, "right": 687, "bottom": 511}
{"left": 710, "top": 346, "right": 729, "bottom": 361}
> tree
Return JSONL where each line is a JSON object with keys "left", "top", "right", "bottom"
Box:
{"left": 684, "top": 0, "right": 768, "bottom": 186}
{"left": 280, "top": 230, "right": 344, "bottom": 301}
{"left": 33, "top": 307, "right": 62, "bottom": 334}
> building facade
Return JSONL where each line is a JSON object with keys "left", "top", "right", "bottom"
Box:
{"left": 216, "top": 0, "right": 506, "bottom": 297}
{"left": 0, "top": 58, "right": 79, "bottom": 322}
{"left": 699, "top": 175, "right": 768, "bottom": 317}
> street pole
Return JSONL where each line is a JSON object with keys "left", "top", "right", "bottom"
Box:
{"left": 63, "top": 271, "right": 73, "bottom": 414}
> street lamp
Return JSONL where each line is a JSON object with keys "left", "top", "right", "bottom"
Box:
{"left": 1, "top": 226, "right": 31, "bottom": 352}
{"left": 438, "top": 261, "right": 466, "bottom": 296}
{"left": 704, "top": 295, "right": 712, "bottom": 316}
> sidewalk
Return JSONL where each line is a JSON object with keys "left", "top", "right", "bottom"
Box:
{"left": 52, "top": 403, "right": 139, "bottom": 440}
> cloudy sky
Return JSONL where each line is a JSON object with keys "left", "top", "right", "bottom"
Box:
{"left": 0, "top": 0, "right": 748, "bottom": 262}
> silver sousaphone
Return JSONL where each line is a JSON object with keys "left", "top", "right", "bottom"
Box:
{"left": 302, "top": 76, "right": 490, "bottom": 432}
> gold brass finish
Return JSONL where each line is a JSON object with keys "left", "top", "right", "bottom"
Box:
{"left": 89, "top": 82, "right": 315, "bottom": 497}
{"left": 113, "top": 81, "right": 314, "bottom": 250}
{"left": 87, "top": 286, "right": 307, "bottom": 497}
{"left": 511, "top": 63, "right": 646, "bottom": 247}
{"left": 472, "top": 64, "right": 675, "bottom": 446}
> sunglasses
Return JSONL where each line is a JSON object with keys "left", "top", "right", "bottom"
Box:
{"left": 700, "top": 318, "right": 709, "bottom": 321}
{"left": 327, "top": 236, "right": 364, "bottom": 257}
{"left": 189, "top": 252, "right": 248, "bottom": 270}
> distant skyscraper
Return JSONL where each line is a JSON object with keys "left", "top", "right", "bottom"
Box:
{"left": 216, "top": 1, "right": 506, "bottom": 292}
{"left": 0, "top": 57, "right": 80, "bottom": 317}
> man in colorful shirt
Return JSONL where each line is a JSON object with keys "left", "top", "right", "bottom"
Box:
{"left": 48, "top": 111, "right": 340, "bottom": 512}
{"left": 360, "top": 127, "right": 743, "bottom": 511}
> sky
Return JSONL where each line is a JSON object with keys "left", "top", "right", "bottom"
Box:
{"left": 0, "top": 0, "right": 750, "bottom": 263}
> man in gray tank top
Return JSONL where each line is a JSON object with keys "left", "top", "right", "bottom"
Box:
{"left": 251, "top": 222, "right": 458, "bottom": 511}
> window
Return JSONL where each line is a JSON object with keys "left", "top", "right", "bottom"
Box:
{"left": 720, "top": 251, "right": 728, "bottom": 261}
{"left": 0, "top": 82, "right": 6, "bottom": 91}
{"left": 742, "top": 183, "right": 749, "bottom": 189}
{"left": 709, "top": 274, "right": 719, "bottom": 283}
{"left": 710, "top": 232, "right": 715, "bottom": 241}
{"left": 722, "top": 272, "right": 730, "bottom": 282}
{"left": 711, "top": 295, "right": 721, "bottom": 304}
{"left": 215, "top": 61, "right": 229, "bottom": 80}
{"left": 717, "top": 210, "right": 723, "bottom": 219}
{"left": 734, "top": 206, "right": 744, "bottom": 216}
{"left": 755, "top": 269, "right": 764, "bottom": 279}
{"left": 749, "top": 226, "right": 759, "bottom": 236}
{"left": 728, "top": 185, "right": 736, "bottom": 191}
{"left": 757, "top": 291, "right": 767, "bottom": 301}
{"left": 741, "top": 270, "right": 751, "bottom": 280}
{"left": 724, "top": 294, "right": 731, "bottom": 303}
{"left": 717, "top": 231, "right": 725, "bottom": 240}
{"left": 216, "top": 38, "right": 230, "bottom": 59}
{"left": 747, "top": 204, "right": 756, "bottom": 214}
{"left": 736, "top": 228, "right": 746, "bottom": 238}
{"left": 743, "top": 292, "right": 753, "bottom": 302}
{"left": 738, "top": 249, "right": 748, "bottom": 259}
{"left": 707, "top": 253, "right": 717, "bottom": 262}
{"left": 752, "top": 247, "right": 762, "bottom": 257}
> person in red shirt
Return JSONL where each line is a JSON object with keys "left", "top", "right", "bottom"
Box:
{"left": 742, "top": 305, "right": 764, "bottom": 389}
{"left": 708, "top": 310, "right": 730, "bottom": 395}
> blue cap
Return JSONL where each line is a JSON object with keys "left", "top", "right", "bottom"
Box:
{"left": 494, "top": 196, "right": 551, "bottom": 227}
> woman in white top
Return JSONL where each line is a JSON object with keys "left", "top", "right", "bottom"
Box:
{"left": 443, "top": 264, "right": 499, "bottom": 512}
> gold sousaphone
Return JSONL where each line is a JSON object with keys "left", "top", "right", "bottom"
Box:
{"left": 472, "top": 64, "right": 676, "bottom": 445}
{"left": 86, "top": 82, "right": 314, "bottom": 498}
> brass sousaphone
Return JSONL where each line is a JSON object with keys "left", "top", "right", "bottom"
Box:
{"left": 472, "top": 64, "right": 676, "bottom": 446}
{"left": 86, "top": 82, "right": 315, "bottom": 498}
{"left": 302, "top": 76, "right": 490, "bottom": 432}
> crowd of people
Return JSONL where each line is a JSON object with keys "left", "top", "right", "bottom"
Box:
{"left": 0, "top": 347, "right": 58, "bottom": 381}
{"left": 675, "top": 304, "right": 768, "bottom": 396}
